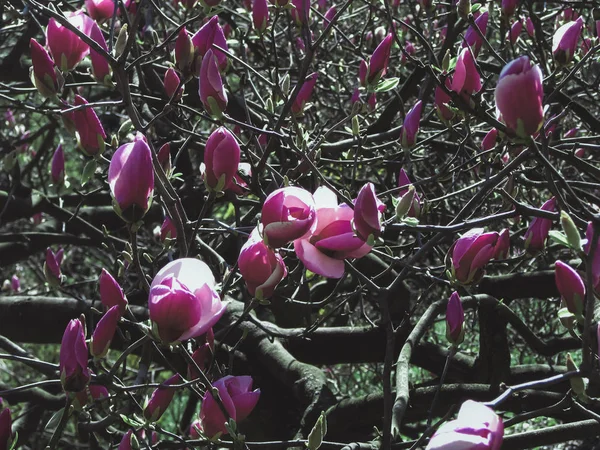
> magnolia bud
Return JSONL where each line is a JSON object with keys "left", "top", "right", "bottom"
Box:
{"left": 396, "top": 185, "right": 416, "bottom": 220}
{"left": 560, "top": 211, "right": 581, "bottom": 251}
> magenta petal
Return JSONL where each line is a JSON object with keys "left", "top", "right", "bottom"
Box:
{"left": 295, "top": 239, "right": 345, "bottom": 279}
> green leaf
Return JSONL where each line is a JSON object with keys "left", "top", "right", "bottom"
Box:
{"left": 548, "top": 230, "right": 570, "bottom": 247}
{"left": 44, "top": 407, "right": 65, "bottom": 432}
{"left": 374, "top": 77, "right": 399, "bottom": 93}
{"left": 306, "top": 412, "right": 327, "bottom": 450}
{"left": 120, "top": 413, "right": 144, "bottom": 428}
{"left": 81, "top": 159, "right": 97, "bottom": 186}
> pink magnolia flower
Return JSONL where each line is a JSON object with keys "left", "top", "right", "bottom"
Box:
{"left": 553, "top": 17, "right": 583, "bottom": 65}
{"left": 481, "top": 128, "right": 499, "bottom": 151}
{"left": 495, "top": 56, "right": 544, "bottom": 138}
{"left": 99, "top": 269, "right": 128, "bottom": 314}
{"left": 294, "top": 186, "right": 372, "bottom": 279}
{"left": 51, "top": 143, "right": 65, "bottom": 186}
{"left": 450, "top": 228, "right": 499, "bottom": 285}
{"left": 10, "top": 275, "right": 20, "bottom": 293}
{"left": 203, "top": 127, "right": 241, "bottom": 193}
{"left": 46, "top": 11, "right": 94, "bottom": 72}
{"left": 359, "top": 33, "right": 393, "bottom": 87}
{"left": 323, "top": 6, "right": 336, "bottom": 29}
{"left": 451, "top": 47, "right": 481, "bottom": 100}
{"left": 426, "top": 400, "right": 503, "bottom": 450}
{"left": 143, "top": 373, "right": 181, "bottom": 421}
{"left": 400, "top": 100, "right": 423, "bottom": 148}
{"left": 507, "top": 19, "right": 522, "bottom": 45}
{"left": 148, "top": 258, "right": 226, "bottom": 343}
{"left": 199, "top": 375, "right": 260, "bottom": 438}
{"left": 175, "top": 27, "right": 194, "bottom": 75}
{"left": 290, "top": 0, "right": 310, "bottom": 26}
{"left": 108, "top": 138, "right": 154, "bottom": 222}
{"left": 30, "top": 38, "right": 59, "bottom": 98}
{"left": 0, "top": 408, "right": 13, "bottom": 450}
{"left": 192, "top": 17, "right": 229, "bottom": 72}
{"left": 238, "top": 228, "right": 287, "bottom": 299}
{"left": 164, "top": 68, "right": 182, "bottom": 100}
{"left": 435, "top": 78, "right": 454, "bottom": 122}
{"left": 160, "top": 216, "right": 178, "bottom": 241}
{"left": 44, "top": 247, "right": 63, "bottom": 286}
{"left": 446, "top": 292, "right": 464, "bottom": 345}
{"left": 187, "top": 330, "right": 214, "bottom": 379}
{"left": 555, "top": 261, "right": 585, "bottom": 317}
{"left": 157, "top": 142, "right": 171, "bottom": 175}
{"left": 291, "top": 72, "right": 318, "bottom": 115}
{"left": 90, "top": 22, "right": 111, "bottom": 85}
{"left": 353, "top": 183, "right": 386, "bottom": 241}
{"left": 59, "top": 318, "right": 91, "bottom": 392}
{"left": 199, "top": 49, "right": 228, "bottom": 117}
{"left": 463, "top": 11, "right": 488, "bottom": 56}
{"left": 494, "top": 228, "right": 510, "bottom": 259}
{"left": 261, "top": 186, "right": 317, "bottom": 249}
{"left": 90, "top": 305, "right": 121, "bottom": 358}
{"left": 72, "top": 94, "right": 106, "bottom": 156}
{"left": 85, "top": 0, "right": 117, "bottom": 21}
{"left": 118, "top": 430, "right": 138, "bottom": 450}
{"left": 524, "top": 196, "right": 556, "bottom": 252}
{"left": 253, "top": 0, "right": 269, "bottom": 33}
{"left": 525, "top": 16, "right": 535, "bottom": 37}
{"left": 501, "top": 0, "right": 518, "bottom": 18}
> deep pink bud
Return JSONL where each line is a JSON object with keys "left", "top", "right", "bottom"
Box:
{"left": 187, "top": 339, "right": 212, "bottom": 379}
{"left": 46, "top": 11, "right": 94, "bottom": 72}
{"left": 555, "top": 261, "right": 585, "bottom": 316}
{"left": 72, "top": 94, "right": 106, "bottom": 156}
{"left": 353, "top": 183, "right": 385, "bottom": 241}
{"left": 446, "top": 292, "right": 464, "bottom": 345}
{"left": 291, "top": 72, "right": 318, "bottom": 115}
{"left": 451, "top": 47, "right": 481, "bottom": 100}
{"left": 553, "top": 17, "right": 583, "bottom": 65}
{"left": 44, "top": 247, "right": 62, "bottom": 286}
{"left": 494, "top": 228, "right": 510, "bottom": 259}
{"left": 157, "top": 142, "right": 171, "bottom": 175}
{"left": 507, "top": 19, "right": 522, "bottom": 45}
{"left": 203, "top": 127, "right": 241, "bottom": 192}
{"left": 435, "top": 78, "right": 454, "bottom": 121}
{"left": 10, "top": 275, "right": 20, "bottom": 293}
{"left": 160, "top": 216, "right": 178, "bottom": 241}
{"left": 143, "top": 374, "right": 181, "bottom": 421}
{"left": 90, "top": 22, "right": 111, "bottom": 85}
{"left": 175, "top": 27, "right": 194, "bottom": 75}
{"left": 358, "top": 59, "right": 368, "bottom": 87}
{"left": 463, "top": 11, "right": 488, "bottom": 56}
{"left": 90, "top": 305, "right": 120, "bottom": 358}
{"left": 108, "top": 138, "right": 154, "bottom": 222}
{"left": 501, "top": 0, "right": 518, "bottom": 18}
{"left": 199, "top": 375, "right": 260, "bottom": 438}
{"left": 164, "top": 68, "right": 182, "bottom": 100}
{"left": 51, "top": 143, "right": 65, "bottom": 186}
{"left": 149, "top": 258, "right": 225, "bottom": 343}
{"left": 350, "top": 87, "right": 361, "bottom": 105}
{"left": 400, "top": 100, "right": 422, "bottom": 148}
{"left": 199, "top": 49, "right": 228, "bottom": 117}
{"left": 261, "top": 186, "right": 317, "bottom": 248}
{"left": 30, "top": 38, "right": 59, "bottom": 98}
{"left": 99, "top": 269, "right": 127, "bottom": 314}
{"left": 323, "top": 6, "right": 336, "bottom": 29}
{"left": 426, "top": 400, "right": 503, "bottom": 450}
{"left": 59, "top": 318, "right": 91, "bottom": 392}
{"left": 85, "top": 0, "right": 117, "bottom": 21}
{"left": 481, "top": 128, "right": 499, "bottom": 151}
{"left": 524, "top": 197, "right": 556, "bottom": 252}
{"left": 525, "top": 16, "right": 535, "bottom": 37}
{"left": 451, "top": 228, "right": 499, "bottom": 284}
{"left": 118, "top": 430, "right": 138, "bottom": 450}
{"left": 192, "top": 17, "right": 229, "bottom": 72}
{"left": 73, "top": 384, "right": 109, "bottom": 410}
{"left": 253, "top": 0, "right": 269, "bottom": 33}
{"left": 365, "top": 33, "right": 393, "bottom": 85}
{"left": 238, "top": 228, "right": 287, "bottom": 299}
{"left": 290, "top": 0, "right": 310, "bottom": 26}
{"left": 397, "top": 169, "right": 421, "bottom": 218}
{"left": 495, "top": 56, "right": 544, "bottom": 138}
{"left": 0, "top": 408, "right": 13, "bottom": 450}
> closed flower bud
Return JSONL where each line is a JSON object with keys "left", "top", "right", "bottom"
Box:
{"left": 525, "top": 16, "right": 535, "bottom": 37}
{"left": 435, "top": 78, "right": 454, "bottom": 122}
{"left": 494, "top": 229, "right": 510, "bottom": 259}
{"left": 187, "top": 339, "right": 212, "bottom": 379}
{"left": 118, "top": 430, "right": 139, "bottom": 450}
{"left": 553, "top": 18, "right": 583, "bottom": 66}
{"left": 199, "top": 375, "right": 260, "bottom": 438}
{"left": 290, "top": 0, "right": 310, "bottom": 26}
{"left": 463, "top": 11, "right": 488, "bottom": 56}
{"left": 362, "top": 34, "right": 393, "bottom": 87}
{"left": 501, "top": 0, "right": 518, "bottom": 19}
{"left": 524, "top": 197, "right": 556, "bottom": 252}
{"left": 164, "top": 68, "right": 183, "bottom": 100}
{"left": 192, "top": 17, "right": 229, "bottom": 72}
{"left": 566, "top": 353, "right": 587, "bottom": 400}
{"left": 175, "top": 27, "right": 194, "bottom": 75}
{"left": 481, "top": 128, "right": 499, "bottom": 151}
{"left": 44, "top": 247, "right": 63, "bottom": 286}
{"left": 400, "top": 100, "right": 422, "bottom": 149}
{"left": 108, "top": 138, "right": 154, "bottom": 222}
{"left": 450, "top": 228, "right": 499, "bottom": 285}
{"left": 253, "top": 0, "right": 269, "bottom": 34}
{"left": 560, "top": 211, "right": 581, "bottom": 251}
{"left": 291, "top": 72, "right": 318, "bottom": 115}
{"left": 11, "top": 275, "right": 20, "bottom": 293}
{"left": 507, "top": 19, "right": 522, "bottom": 45}
{"left": 397, "top": 169, "right": 421, "bottom": 218}
{"left": 495, "top": 56, "right": 544, "bottom": 138}
{"left": 91, "top": 305, "right": 121, "bottom": 358}
{"left": 451, "top": 47, "right": 481, "bottom": 100}
{"left": 323, "top": 6, "right": 336, "bottom": 29}
{"left": 90, "top": 22, "right": 112, "bottom": 85}
{"left": 446, "top": 292, "right": 464, "bottom": 345}
{"left": 73, "top": 95, "right": 107, "bottom": 156}
{"left": 157, "top": 142, "right": 172, "bottom": 175}
{"left": 0, "top": 408, "right": 13, "bottom": 450}
{"left": 30, "top": 38, "right": 60, "bottom": 98}
{"left": 261, "top": 186, "right": 317, "bottom": 248}
{"left": 59, "top": 318, "right": 91, "bottom": 392}
{"left": 99, "top": 269, "right": 128, "bottom": 314}
{"left": 46, "top": 11, "right": 94, "bottom": 72}
{"left": 149, "top": 258, "right": 226, "bottom": 343}
{"left": 199, "top": 49, "right": 228, "bottom": 118}
{"left": 73, "top": 384, "right": 109, "bottom": 411}
{"left": 353, "top": 182, "right": 386, "bottom": 242}
{"left": 203, "top": 127, "right": 241, "bottom": 193}
{"left": 144, "top": 374, "right": 181, "bottom": 422}
{"left": 51, "top": 143, "right": 65, "bottom": 186}
{"left": 238, "top": 228, "right": 287, "bottom": 300}
{"left": 396, "top": 185, "right": 416, "bottom": 220}
{"left": 160, "top": 216, "right": 177, "bottom": 241}
{"left": 555, "top": 261, "right": 585, "bottom": 317}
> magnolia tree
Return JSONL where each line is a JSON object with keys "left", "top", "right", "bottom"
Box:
{"left": 0, "top": 0, "right": 600, "bottom": 448}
